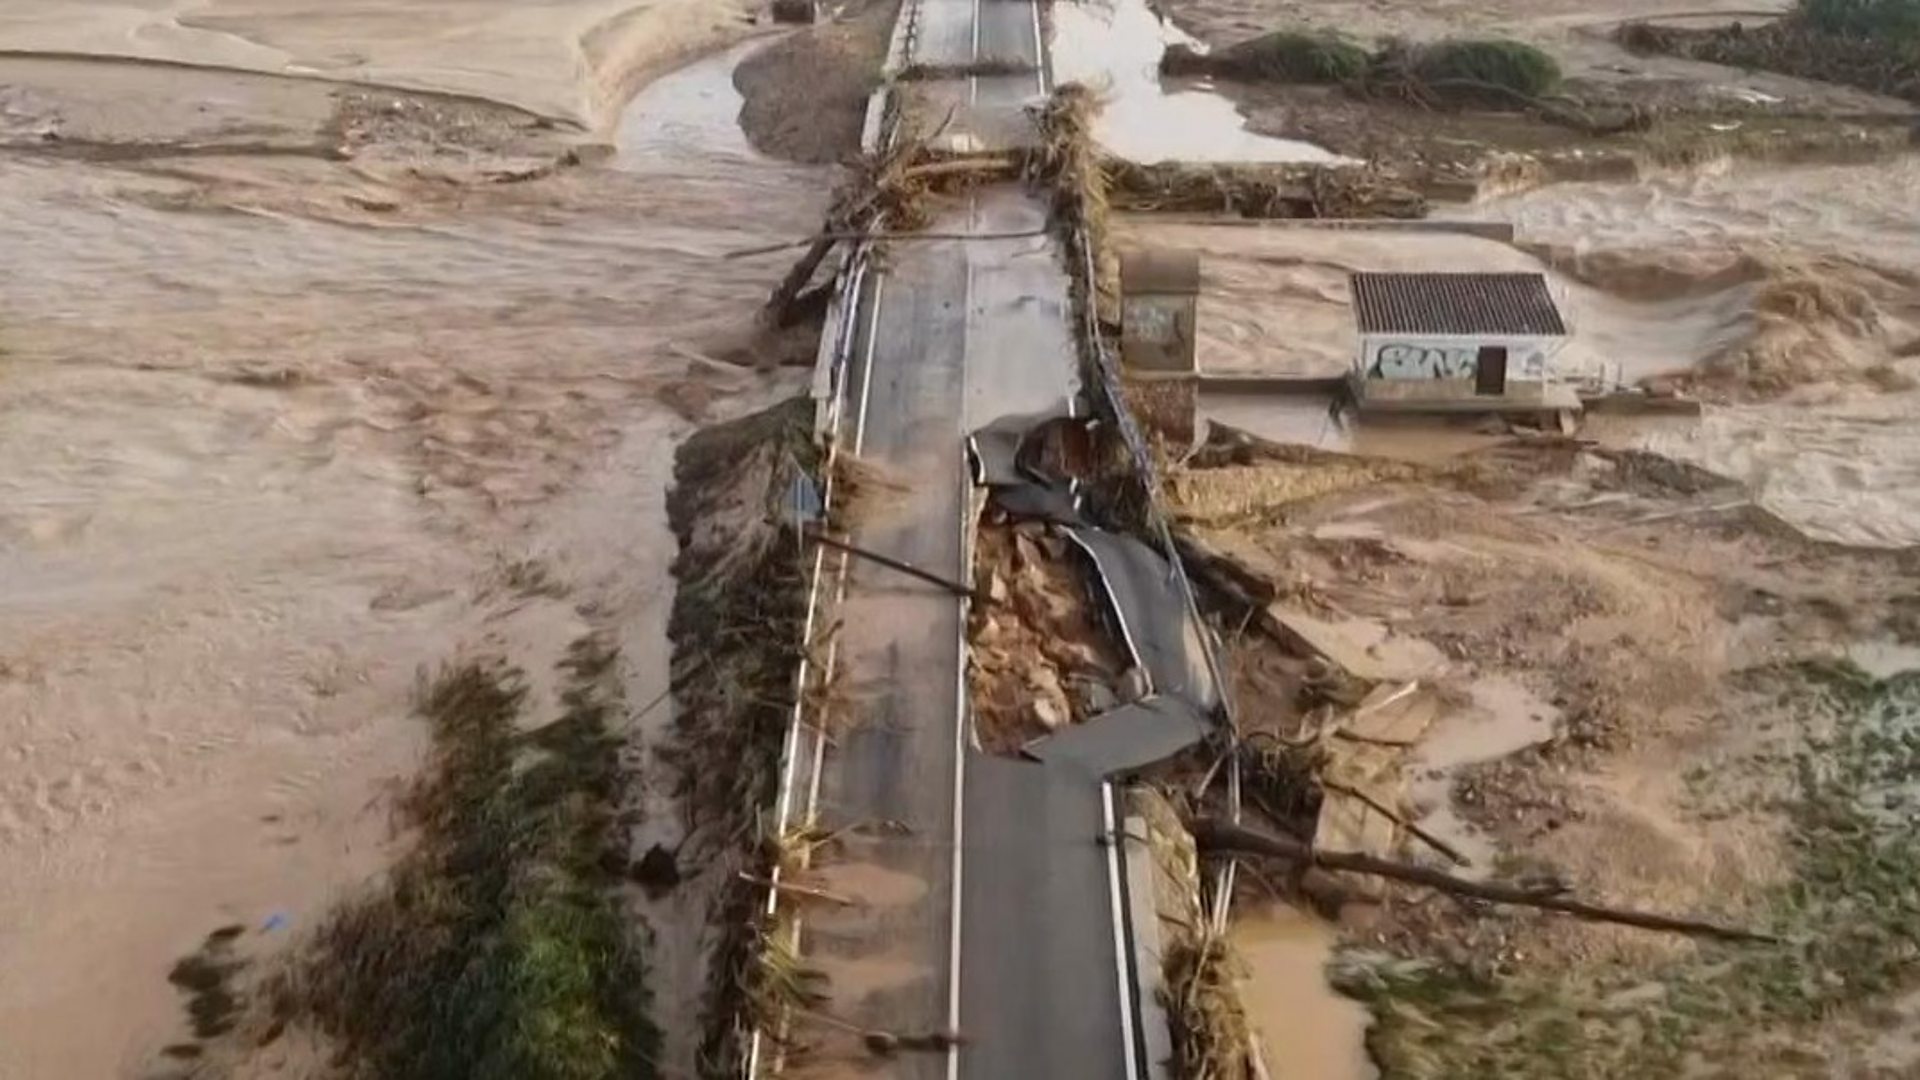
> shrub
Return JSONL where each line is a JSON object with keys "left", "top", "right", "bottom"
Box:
{"left": 1799, "top": 0, "right": 1920, "bottom": 42}
{"left": 1410, "top": 38, "right": 1563, "bottom": 98}
{"left": 1223, "top": 31, "right": 1371, "bottom": 82}
{"left": 1162, "top": 30, "right": 1369, "bottom": 83}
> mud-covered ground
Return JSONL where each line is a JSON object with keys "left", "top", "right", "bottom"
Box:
{"left": 0, "top": 0, "right": 763, "bottom": 126}
{"left": 734, "top": 0, "right": 899, "bottom": 162}
{"left": 1110, "top": 101, "right": 1920, "bottom": 1080}
{"left": 1172, "top": 429, "right": 1920, "bottom": 1074}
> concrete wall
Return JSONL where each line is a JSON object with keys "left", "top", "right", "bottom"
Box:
{"left": 1121, "top": 294, "right": 1198, "bottom": 374}
{"left": 1357, "top": 333, "right": 1557, "bottom": 382}
{"left": 1358, "top": 377, "right": 1555, "bottom": 404}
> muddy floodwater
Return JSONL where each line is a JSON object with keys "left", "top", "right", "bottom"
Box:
{"left": 1128, "top": 156, "right": 1920, "bottom": 549}
{"left": 1465, "top": 159, "right": 1920, "bottom": 549}
{"left": 0, "top": 36, "right": 818, "bottom": 1075}
{"left": 1049, "top": 0, "right": 1345, "bottom": 164}
{"left": 1232, "top": 901, "right": 1377, "bottom": 1080}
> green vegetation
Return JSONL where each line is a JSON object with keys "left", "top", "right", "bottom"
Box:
{"left": 1620, "top": 0, "right": 1920, "bottom": 101}
{"left": 278, "top": 645, "right": 659, "bottom": 1080}
{"left": 1336, "top": 666, "right": 1920, "bottom": 1078}
{"left": 1800, "top": 0, "right": 1920, "bottom": 41}
{"left": 1163, "top": 31, "right": 1370, "bottom": 83}
{"left": 1400, "top": 39, "right": 1563, "bottom": 99}
{"left": 1162, "top": 31, "right": 1561, "bottom": 105}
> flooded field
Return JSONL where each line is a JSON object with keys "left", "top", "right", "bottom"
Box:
{"left": 1467, "top": 159, "right": 1920, "bottom": 548}
{"left": 0, "top": 36, "right": 820, "bottom": 1075}
{"left": 1118, "top": 153, "right": 1920, "bottom": 549}
{"left": 1049, "top": 0, "right": 1344, "bottom": 163}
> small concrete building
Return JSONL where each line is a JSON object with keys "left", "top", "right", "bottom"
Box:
{"left": 1347, "top": 271, "right": 1578, "bottom": 413}
{"left": 1119, "top": 249, "right": 1201, "bottom": 376}
{"left": 1117, "top": 248, "right": 1202, "bottom": 443}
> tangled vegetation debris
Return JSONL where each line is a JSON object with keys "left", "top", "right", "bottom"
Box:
{"left": 1106, "top": 159, "right": 1426, "bottom": 219}
{"left": 269, "top": 644, "right": 659, "bottom": 1080}
{"left": 1621, "top": 0, "right": 1920, "bottom": 102}
{"left": 661, "top": 397, "right": 816, "bottom": 1073}
{"left": 1162, "top": 31, "right": 1371, "bottom": 83}
{"left": 1129, "top": 791, "right": 1259, "bottom": 1080}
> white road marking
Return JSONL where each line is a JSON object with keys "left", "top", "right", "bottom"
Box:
{"left": 1104, "top": 781, "right": 1142, "bottom": 1080}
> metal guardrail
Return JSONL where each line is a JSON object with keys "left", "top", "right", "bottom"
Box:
{"left": 1065, "top": 205, "right": 1244, "bottom": 935}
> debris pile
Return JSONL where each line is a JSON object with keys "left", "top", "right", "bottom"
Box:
{"left": 661, "top": 397, "right": 816, "bottom": 1072}
{"left": 1106, "top": 159, "right": 1425, "bottom": 219}
{"left": 968, "top": 520, "right": 1130, "bottom": 752}
{"left": 1620, "top": 7, "right": 1920, "bottom": 103}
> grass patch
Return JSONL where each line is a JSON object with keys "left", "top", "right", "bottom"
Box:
{"left": 274, "top": 643, "right": 658, "bottom": 1080}
{"left": 1162, "top": 30, "right": 1560, "bottom": 103}
{"left": 1800, "top": 0, "right": 1920, "bottom": 42}
{"left": 1384, "top": 38, "right": 1564, "bottom": 101}
{"left": 1335, "top": 666, "right": 1920, "bottom": 1077}
{"left": 1163, "top": 31, "right": 1370, "bottom": 82}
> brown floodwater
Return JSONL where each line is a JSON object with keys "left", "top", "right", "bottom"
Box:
{"left": 1231, "top": 901, "right": 1377, "bottom": 1080}
{"left": 1138, "top": 157, "right": 1920, "bottom": 549}
{"left": 1462, "top": 159, "right": 1920, "bottom": 549}
{"left": 0, "top": 38, "right": 820, "bottom": 1076}
{"left": 1048, "top": 0, "right": 1346, "bottom": 164}
{"left": 1407, "top": 675, "right": 1563, "bottom": 875}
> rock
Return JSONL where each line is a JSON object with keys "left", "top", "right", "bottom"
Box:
{"left": 561, "top": 142, "right": 617, "bottom": 167}
{"left": 1012, "top": 531, "right": 1045, "bottom": 571}
{"left": 1117, "top": 665, "right": 1149, "bottom": 702}
{"left": 1070, "top": 675, "right": 1118, "bottom": 715}
{"left": 629, "top": 843, "right": 681, "bottom": 896}
{"left": 1049, "top": 638, "right": 1106, "bottom": 672}
{"left": 1031, "top": 697, "right": 1067, "bottom": 730}
{"left": 770, "top": 0, "right": 817, "bottom": 22}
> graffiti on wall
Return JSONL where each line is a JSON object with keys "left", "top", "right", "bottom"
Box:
{"left": 1369, "top": 343, "right": 1477, "bottom": 379}
{"left": 1366, "top": 342, "right": 1550, "bottom": 380}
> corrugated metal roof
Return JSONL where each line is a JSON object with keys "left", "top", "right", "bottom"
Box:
{"left": 1350, "top": 272, "right": 1568, "bottom": 337}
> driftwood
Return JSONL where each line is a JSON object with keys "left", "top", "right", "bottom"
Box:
{"left": 1320, "top": 779, "right": 1471, "bottom": 867}
{"left": 759, "top": 142, "right": 1023, "bottom": 325}
{"left": 1193, "top": 817, "right": 1777, "bottom": 944}
{"left": 737, "top": 872, "right": 855, "bottom": 907}
{"left": 805, "top": 527, "right": 982, "bottom": 601}
{"left": 726, "top": 225, "right": 1049, "bottom": 261}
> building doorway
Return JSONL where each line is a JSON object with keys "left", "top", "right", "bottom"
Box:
{"left": 1475, "top": 346, "right": 1508, "bottom": 396}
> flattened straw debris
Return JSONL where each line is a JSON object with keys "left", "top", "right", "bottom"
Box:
{"left": 737, "top": 872, "right": 857, "bottom": 907}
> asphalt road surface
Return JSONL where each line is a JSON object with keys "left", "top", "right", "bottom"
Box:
{"left": 801, "top": 0, "right": 1140, "bottom": 1073}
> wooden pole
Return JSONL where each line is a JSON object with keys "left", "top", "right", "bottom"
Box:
{"left": 1192, "top": 816, "right": 1776, "bottom": 944}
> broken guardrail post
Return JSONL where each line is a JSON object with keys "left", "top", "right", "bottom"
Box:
{"left": 803, "top": 525, "right": 982, "bottom": 601}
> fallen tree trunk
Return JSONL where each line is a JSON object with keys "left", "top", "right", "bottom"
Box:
{"left": 1193, "top": 816, "right": 1777, "bottom": 943}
